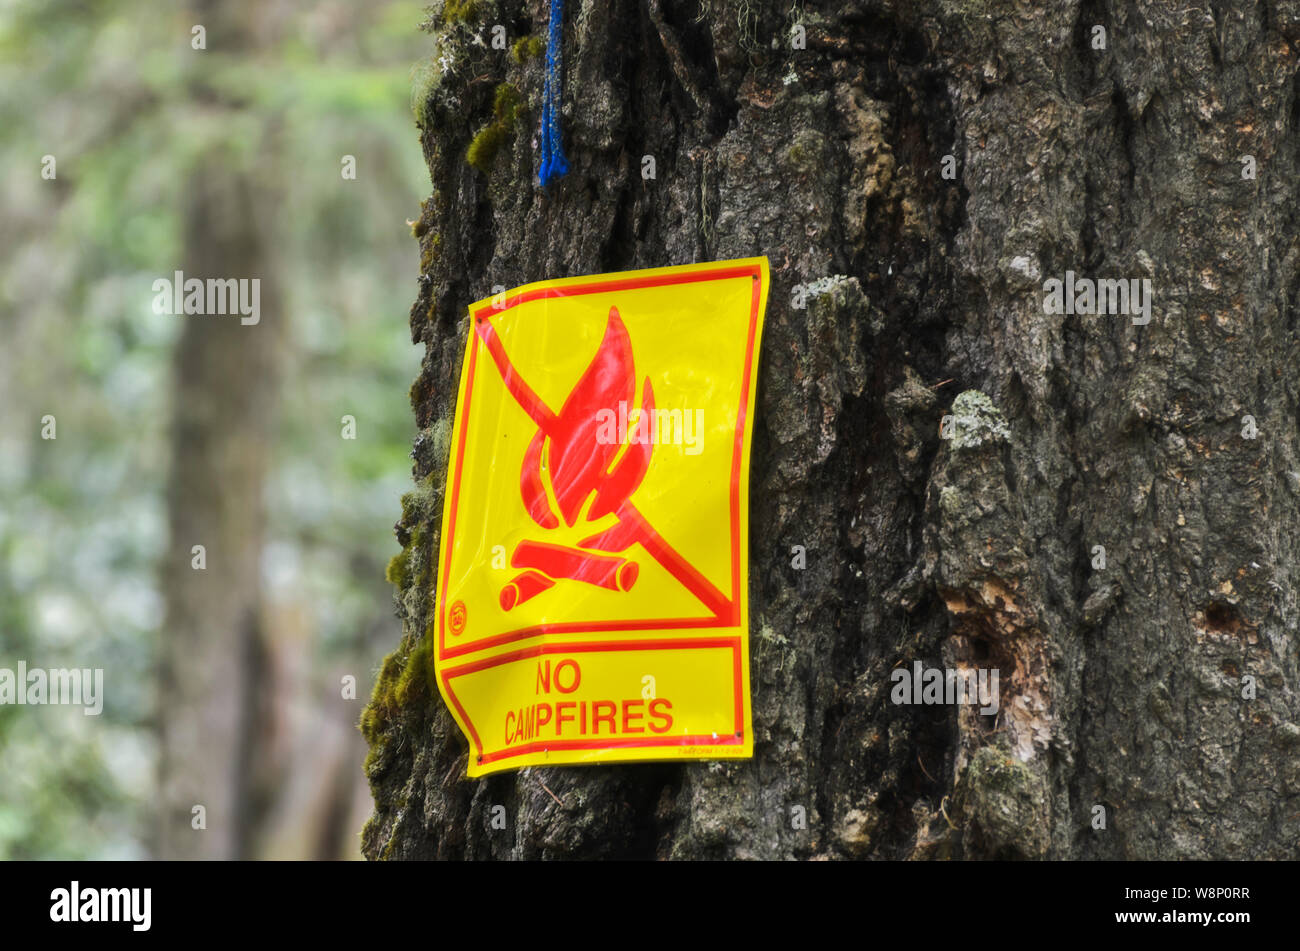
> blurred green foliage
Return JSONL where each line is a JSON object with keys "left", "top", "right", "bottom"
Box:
{"left": 0, "top": 0, "right": 433, "bottom": 857}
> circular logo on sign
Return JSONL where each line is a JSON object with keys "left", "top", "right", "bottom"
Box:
{"left": 449, "top": 600, "right": 467, "bottom": 636}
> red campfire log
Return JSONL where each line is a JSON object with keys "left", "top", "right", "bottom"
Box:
{"left": 499, "top": 570, "right": 556, "bottom": 611}
{"left": 510, "top": 540, "right": 639, "bottom": 592}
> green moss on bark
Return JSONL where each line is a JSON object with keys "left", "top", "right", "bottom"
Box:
{"left": 440, "top": 0, "right": 481, "bottom": 24}
{"left": 467, "top": 83, "right": 524, "bottom": 173}
{"left": 511, "top": 34, "right": 545, "bottom": 63}
{"left": 367, "top": 468, "right": 444, "bottom": 768}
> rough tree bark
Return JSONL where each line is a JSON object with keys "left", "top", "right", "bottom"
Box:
{"left": 362, "top": 0, "right": 1300, "bottom": 859}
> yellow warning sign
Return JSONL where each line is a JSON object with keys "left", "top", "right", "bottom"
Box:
{"left": 434, "top": 258, "right": 769, "bottom": 777}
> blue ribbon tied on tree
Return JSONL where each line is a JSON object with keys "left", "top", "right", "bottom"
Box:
{"left": 538, "top": 0, "right": 569, "bottom": 187}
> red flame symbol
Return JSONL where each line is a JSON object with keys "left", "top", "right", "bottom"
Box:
{"left": 475, "top": 305, "right": 731, "bottom": 619}
{"left": 518, "top": 309, "right": 655, "bottom": 528}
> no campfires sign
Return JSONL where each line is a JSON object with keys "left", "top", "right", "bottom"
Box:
{"left": 434, "top": 258, "right": 770, "bottom": 777}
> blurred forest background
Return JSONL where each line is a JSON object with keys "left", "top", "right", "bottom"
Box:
{"left": 0, "top": 0, "right": 431, "bottom": 858}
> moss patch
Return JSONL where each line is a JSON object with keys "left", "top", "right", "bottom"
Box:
{"left": 360, "top": 627, "right": 437, "bottom": 758}
{"left": 441, "top": 0, "right": 481, "bottom": 24}
{"left": 383, "top": 470, "right": 442, "bottom": 599}
{"left": 385, "top": 547, "right": 414, "bottom": 589}
{"left": 360, "top": 649, "right": 406, "bottom": 745}
{"left": 419, "top": 230, "right": 442, "bottom": 274}
{"left": 467, "top": 83, "right": 525, "bottom": 173}
{"left": 361, "top": 622, "right": 438, "bottom": 756}
{"left": 400, "top": 472, "right": 441, "bottom": 526}
{"left": 363, "top": 465, "right": 446, "bottom": 788}
{"left": 393, "top": 634, "right": 435, "bottom": 707}
{"left": 467, "top": 123, "right": 509, "bottom": 172}
{"left": 410, "top": 57, "right": 441, "bottom": 126}
{"left": 511, "top": 34, "right": 545, "bottom": 63}
{"left": 430, "top": 415, "right": 453, "bottom": 462}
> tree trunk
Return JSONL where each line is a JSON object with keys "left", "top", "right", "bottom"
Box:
{"left": 156, "top": 151, "right": 285, "bottom": 859}
{"left": 156, "top": 2, "right": 287, "bottom": 859}
{"left": 363, "top": 0, "right": 1300, "bottom": 859}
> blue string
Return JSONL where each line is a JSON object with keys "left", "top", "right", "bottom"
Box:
{"left": 538, "top": 0, "right": 569, "bottom": 187}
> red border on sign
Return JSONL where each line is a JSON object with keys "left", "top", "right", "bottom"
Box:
{"left": 441, "top": 638, "right": 745, "bottom": 766}
{"left": 437, "top": 262, "right": 763, "bottom": 763}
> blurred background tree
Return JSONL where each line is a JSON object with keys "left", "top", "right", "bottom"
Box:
{"left": 0, "top": 0, "right": 431, "bottom": 858}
